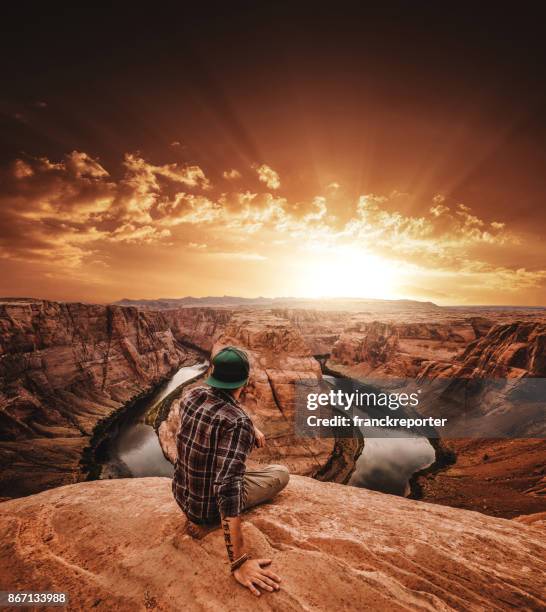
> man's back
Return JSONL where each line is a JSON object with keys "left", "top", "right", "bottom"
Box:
{"left": 172, "top": 385, "right": 255, "bottom": 524}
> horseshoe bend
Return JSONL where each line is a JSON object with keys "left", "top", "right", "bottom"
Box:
{"left": 1, "top": 297, "right": 545, "bottom": 610}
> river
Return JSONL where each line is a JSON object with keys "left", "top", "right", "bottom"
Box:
{"left": 100, "top": 362, "right": 208, "bottom": 479}
{"left": 349, "top": 430, "right": 435, "bottom": 496}
{"left": 102, "top": 364, "right": 434, "bottom": 497}
{"left": 322, "top": 375, "right": 436, "bottom": 496}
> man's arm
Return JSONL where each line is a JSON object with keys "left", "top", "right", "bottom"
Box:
{"left": 253, "top": 425, "right": 266, "bottom": 448}
{"left": 214, "top": 419, "right": 280, "bottom": 595}
{"left": 221, "top": 514, "right": 243, "bottom": 563}
{"left": 221, "top": 514, "right": 280, "bottom": 596}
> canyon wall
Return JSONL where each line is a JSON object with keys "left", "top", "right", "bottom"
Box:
{"left": 270, "top": 308, "right": 347, "bottom": 355}
{"left": 162, "top": 307, "right": 233, "bottom": 353}
{"left": 0, "top": 300, "right": 195, "bottom": 498}
{"left": 415, "top": 321, "right": 546, "bottom": 517}
{"left": 421, "top": 320, "right": 546, "bottom": 378}
{"left": 325, "top": 316, "right": 546, "bottom": 517}
{"left": 1, "top": 475, "right": 544, "bottom": 611}
{"left": 327, "top": 318, "right": 492, "bottom": 378}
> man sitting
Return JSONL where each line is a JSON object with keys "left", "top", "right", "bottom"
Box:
{"left": 172, "top": 346, "right": 290, "bottom": 597}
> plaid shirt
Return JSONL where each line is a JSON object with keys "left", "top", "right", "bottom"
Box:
{"left": 172, "top": 385, "right": 255, "bottom": 524}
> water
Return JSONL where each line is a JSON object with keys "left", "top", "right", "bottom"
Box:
{"left": 101, "top": 362, "right": 208, "bottom": 479}
{"left": 349, "top": 429, "right": 435, "bottom": 496}
{"left": 323, "top": 375, "right": 435, "bottom": 496}
{"left": 102, "top": 365, "right": 434, "bottom": 497}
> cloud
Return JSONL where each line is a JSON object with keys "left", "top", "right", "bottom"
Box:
{"left": 110, "top": 223, "right": 171, "bottom": 244}
{"left": 223, "top": 168, "right": 242, "bottom": 180}
{"left": 123, "top": 153, "right": 211, "bottom": 190}
{"left": 430, "top": 203, "right": 449, "bottom": 217}
{"left": 1, "top": 150, "right": 544, "bottom": 303}
{"left": 0, "top": 152, "right": 211, "bottom": 270}
{"left": 65, "top": 151, "right": 109, "bottom": 178}
{"left": 255, "top": 164, "right": 280, "bottom": 189}
{"left": 13, "top": 160, "right": 34, "bottom": 179}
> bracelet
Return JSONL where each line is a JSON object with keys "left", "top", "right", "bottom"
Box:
{"left": 230, "top": 553, "right": 250, "bottom": 572}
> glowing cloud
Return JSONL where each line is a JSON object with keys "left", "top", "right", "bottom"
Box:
{"left": 223, "top": 169, "right": 242, "bottom": 180}
{"left": 255, "top": 164, "right": 280, "bottom": 189}
{"left": 1, "top": 151, "right": 544, "bottom": 304}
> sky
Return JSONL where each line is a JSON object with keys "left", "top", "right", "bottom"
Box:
{"left": 1, "top": 3, "right": 545, "bottom": 305}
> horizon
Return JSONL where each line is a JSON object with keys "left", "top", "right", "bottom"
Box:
{"left": 2, "top": 293, "right": 545, "bottom": 310}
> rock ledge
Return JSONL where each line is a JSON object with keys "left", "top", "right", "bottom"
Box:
{"left": 1, "top": 476, "right": 544, "bottom": 611}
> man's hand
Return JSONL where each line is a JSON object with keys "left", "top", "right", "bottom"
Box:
{"left": 233, "top": 558, "right": 281, "bottom": 596}
{"left": 254, "top": 427, "right": 266, "bottom": 448}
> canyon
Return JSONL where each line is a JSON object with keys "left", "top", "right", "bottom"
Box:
{"left": 158, "top": 310, "right": 360, "bottom": 481}
{"left": 0, "top": 475, "right": 544, "bottom": 611}
{"left": 1, "top": 297, "right": 545, "bottom": 521}
{"left": 0, "top": 300, "right": 196, "bottom": 498}
{"left": 1, "top": 296, "right": 546, "bottom": 610}
{"left": 325, "top": 316, "right": 546, "bottom": 517}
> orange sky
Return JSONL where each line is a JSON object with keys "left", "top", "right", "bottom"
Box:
{"left": 1, "top": 152, "right": 545, "bottom": 305}
{"left": 1, "top": 6, "right": 545, "bottom": 305}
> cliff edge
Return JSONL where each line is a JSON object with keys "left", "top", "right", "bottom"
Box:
{"left": 0, "top": 476, "right": 544, "bottom": 611}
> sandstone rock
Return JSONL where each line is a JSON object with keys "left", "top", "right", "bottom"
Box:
{"left": 327, "top": 319, "right": 487, "bottom": 378}
{"left": 162, "top": 307, "right": 233, "bottom": 353}
{"left": 270, "top": 308, "right": 348, "bottom": 355}
{"left": 0, "top": 300, "right": 195, "bottom": 497}
{"left": 514, "top": 511, "right": 546, "bottom": 528}
{"left": 447, "top": 321, "right": 546, "bottom": 378}
{"left": 0, "top": 476, "right": 544, "bottom": 611}
{"left": 414, "top": 322, "right": 546, "bottom": 518}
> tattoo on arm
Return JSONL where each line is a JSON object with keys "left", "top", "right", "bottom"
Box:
{"left": 222, "top": 516, "right": 235, "bottom": 562}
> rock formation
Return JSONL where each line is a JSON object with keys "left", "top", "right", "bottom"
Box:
{"left": 320, "top": 317, "right": 546, "bottom": 517}
{"left": 0, "top": 300, "right": 196, "bottom": 498}
{"left": 1, "top": 476, "right": 544, "bottom": 611}
{"left": 162, "top": 307, "right": 233, "bottom": 353}
{"left": 270, "top": 308, "right": 348, "bottom": 355}
{"left": 159, "top": 311, "right": 362, "bottom": 481}
{"left": 422, "top": 321, "right": 546, "bottom": 378}
{"left": 327, "top": 318, "right": 491, "bottom": 378}
{"left": 414, "top": 321, "right": 546, "bottom": 518}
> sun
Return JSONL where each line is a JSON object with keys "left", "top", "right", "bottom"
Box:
{"left": 296, "top": 247, "right": 401, "bottom": 299}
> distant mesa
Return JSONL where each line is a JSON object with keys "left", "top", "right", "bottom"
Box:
{"left": 112, "top": 295, "right": 442, "bottom": 311}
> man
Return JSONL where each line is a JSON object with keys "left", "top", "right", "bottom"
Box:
{"left": 172, "top": 346, "right": 290, "bottom": 597}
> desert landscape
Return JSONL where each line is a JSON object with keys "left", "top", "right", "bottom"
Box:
{"left": 1, "top": 296, "right": 545, "bottom": 609}
{"left": 2, "top": 296, "right": 545, "bottom": 511}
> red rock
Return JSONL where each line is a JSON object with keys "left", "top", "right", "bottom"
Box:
{"left": 0, "top": 476, "right": 544, "bottom": 611}
{"left": 0, "top": 300, "right": 194, "bottom": 498}
{"left": 328, "top": 319, "right": 488, "bottom": 378}
{"left": 162, "top": 307, "right": 233, "bottom": 353}
{"left": 415, "top": 322, "right": 546, "bottom": 517}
